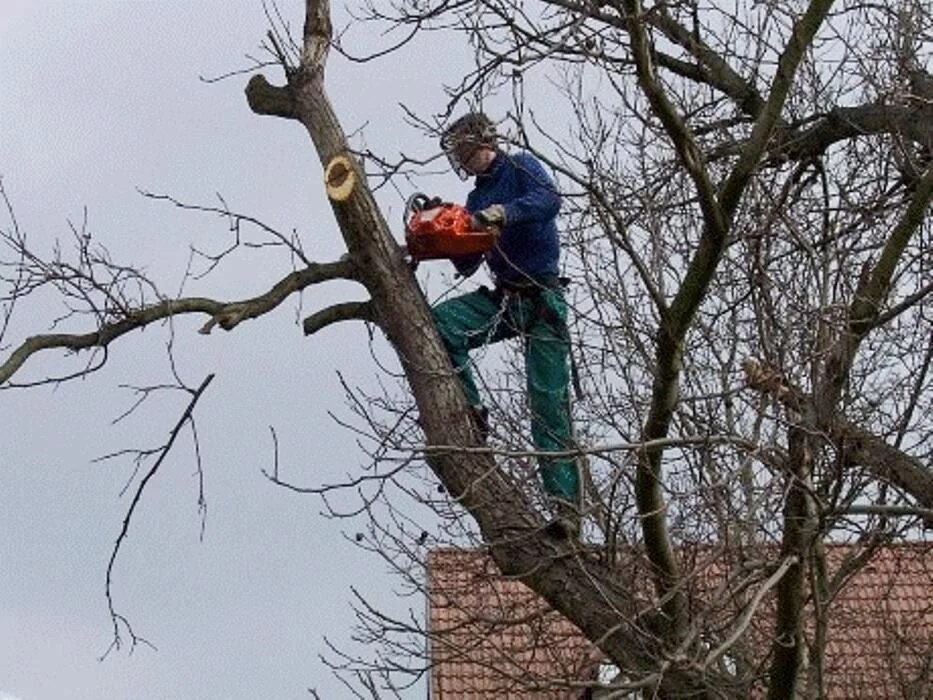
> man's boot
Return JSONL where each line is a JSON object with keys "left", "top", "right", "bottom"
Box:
{"left": 544, "top": 497, "right": 581, "bottom": 541}
{"left": 470, "top": 405, "right": 490, "bottom": 442}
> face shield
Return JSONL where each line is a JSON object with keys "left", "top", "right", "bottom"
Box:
{"left": 440, "top": 114, "right": 497, "bottom": 180}
{"left": 442, "top": 134, "right": 485, "bottom": 180}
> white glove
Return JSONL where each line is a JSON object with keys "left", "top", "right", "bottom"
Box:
{"left": 472, "top": 204, "right": 506, "bottom": 230}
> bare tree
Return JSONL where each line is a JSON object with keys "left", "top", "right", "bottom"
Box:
{"left": 2, "top": 0, "right": 931, "bottom": 697}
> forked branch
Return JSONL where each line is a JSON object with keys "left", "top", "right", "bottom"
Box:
{"left": 101, "top": 373, "right": 215, "bottom": 659}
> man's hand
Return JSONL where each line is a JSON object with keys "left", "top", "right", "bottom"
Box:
{"left": 471, "top": 204, "right": 506, "bottom": 237}
{"left": 473, "top": 204, "right": 506, "bottom": 227}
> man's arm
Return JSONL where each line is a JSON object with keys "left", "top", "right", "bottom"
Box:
{"left": 501, "top": 153, "right": 561, "bottom": 226}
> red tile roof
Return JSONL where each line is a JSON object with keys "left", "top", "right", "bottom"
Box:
{"left": 819, "top": 544, "right": 932, "bottom": 698}
{"left": 426, "top": 543, "right": 931, "bottom": 699}
{"left": 427, "top": 549, "right": 600, "bottom": 698}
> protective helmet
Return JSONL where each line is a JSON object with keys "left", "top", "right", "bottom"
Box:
{"left": 440, "top": 112, "right": 497, "bottom": 179}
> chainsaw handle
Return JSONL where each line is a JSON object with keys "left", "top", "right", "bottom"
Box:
{"left": 404, "top": 193, "right": 429, "bottom": 231}
{"left": 403, "top": 192, "right": 449, "bottom": 232}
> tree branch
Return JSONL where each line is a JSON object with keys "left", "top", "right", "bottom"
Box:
{"left": 718, "top": 0, "right": 836, "bottom": 215}
{"left": 303, "top": 300, "right": 374, "bottom": 335}
{"left": 772, "top": 102, "right": 933, "bottom": 162}
{"left": 102, "top": 373, "right": 214, "bottom": 658}
{"left": 620, "top": 0, "right": 725, "bottom": 645}
{"left": 541, "top": 0, "right": 768, "bottom": 118}
{"left": 817, "top": 167, "right": 933, "bottom": 416}
{"left": 832, "top": 504, "right": 933, "bottom": 521}
{"left": 0, "top": 259, "right": 358, "bottom": 385}
{"left": 703, "top": 555, "right": 798, "bottom": 672}
{"left": 744, "top": 360, "right": 933, "bottom": 525}
{"left": 618, "top": 0, "right": 834, "bottom": 648}
{"left": 650, "top": 7, "right": 768, "bottom": 119}
{"left": 767, "top": 427, "right": 817, "bottom": 698}
{"left": 621, "top": 0, "right": 726, "bottom": 238}
{"left": 707, "top": 100, "right": 933, "bottom": 166}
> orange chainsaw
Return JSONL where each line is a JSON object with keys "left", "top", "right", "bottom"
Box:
{"left": 404, "top": 193, "right": 496, "bottom": 261}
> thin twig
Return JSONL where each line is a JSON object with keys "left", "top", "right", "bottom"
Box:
{"left": 101, "top": 373, "right": 215, "bottom": 658}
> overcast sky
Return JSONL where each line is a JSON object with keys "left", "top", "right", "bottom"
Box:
{"left": 0, "top": 2, "right": 491, "bottom": 698}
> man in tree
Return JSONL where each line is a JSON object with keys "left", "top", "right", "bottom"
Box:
{"left": 431, "top": 112, "right": 581, "bottom": 539}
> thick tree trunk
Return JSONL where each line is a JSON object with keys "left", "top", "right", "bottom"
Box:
{"left": 242, "top": 3, "right": 738, "bottom": 697}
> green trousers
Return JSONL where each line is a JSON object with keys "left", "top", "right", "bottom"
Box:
{"left": 432, "top": 286, "right": 580, "bottom": 503}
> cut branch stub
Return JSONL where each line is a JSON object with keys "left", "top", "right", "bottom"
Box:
{"left": 245, "top": 74, "right": 297, "bottom": 119}
{"left": 324, "top": 154, "right": 357, "bottom": 202}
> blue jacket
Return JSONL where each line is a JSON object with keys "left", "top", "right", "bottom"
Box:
{"left": 454, "top": 151, "right": 561, "bottom": 284}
